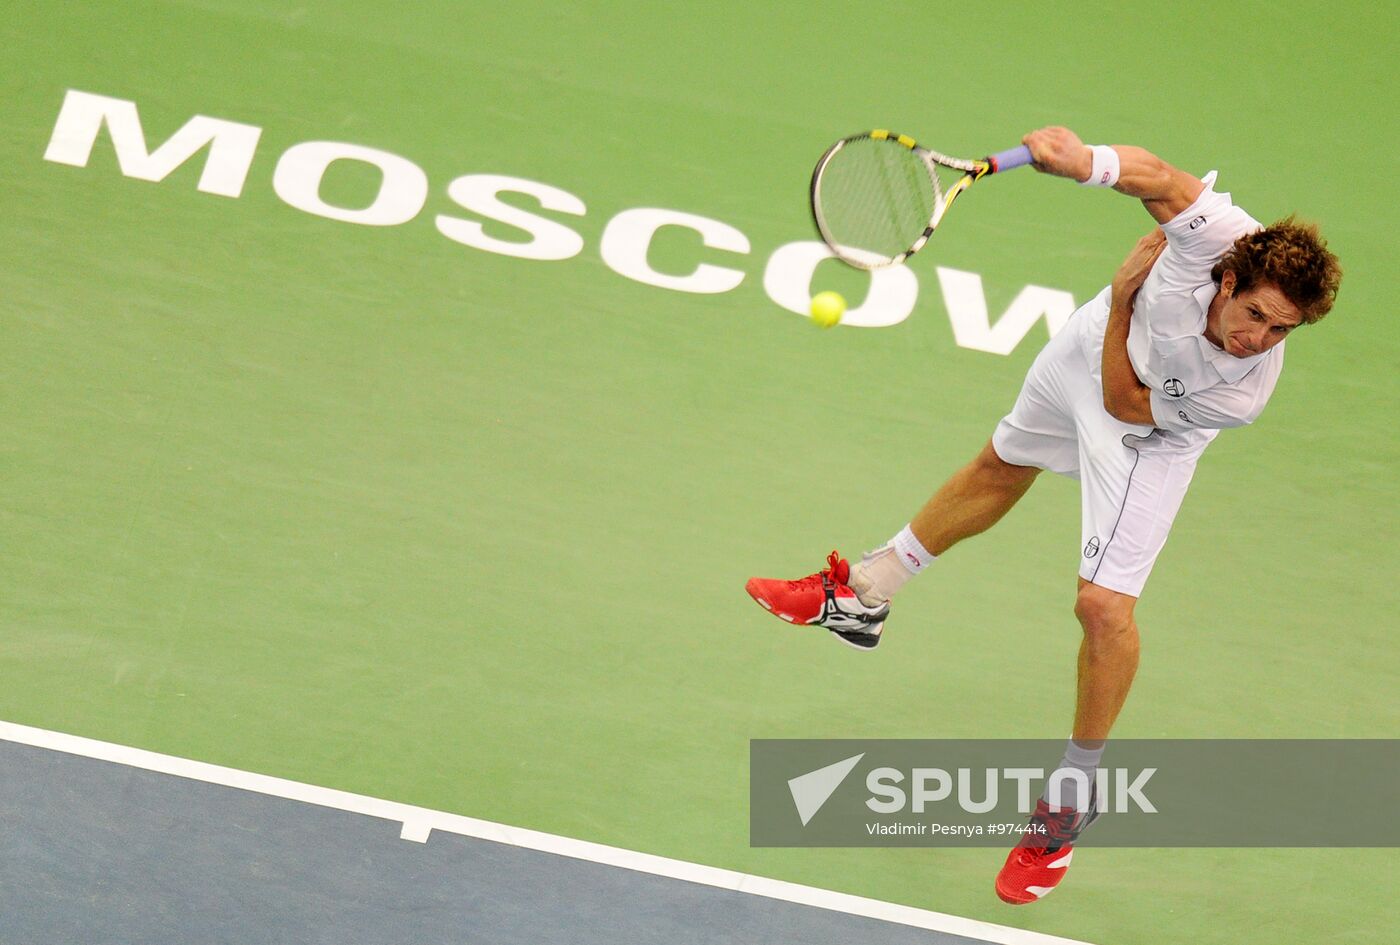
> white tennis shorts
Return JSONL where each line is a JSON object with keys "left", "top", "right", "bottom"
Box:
{"left": 991, "top": 317, "right": 1211, "bottom": 597}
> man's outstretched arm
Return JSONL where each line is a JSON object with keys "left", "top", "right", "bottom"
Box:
{"left": 1021, "top": 126, "right": 1205, "bottom": 224}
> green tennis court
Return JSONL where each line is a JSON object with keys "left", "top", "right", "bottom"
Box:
{"left": 2, "top": 2, "right": 1395, "bottom": 942}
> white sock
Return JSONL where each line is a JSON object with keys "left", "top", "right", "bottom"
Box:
{"left": 849, "top": 525, "right": 936, "bottom": 606}
{"left": 1042, "top": 739, "right": 1105, "bottom": 813}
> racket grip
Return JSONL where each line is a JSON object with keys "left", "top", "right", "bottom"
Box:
{"left": 987, "top": 145, "right": 1034, "bottom": 173}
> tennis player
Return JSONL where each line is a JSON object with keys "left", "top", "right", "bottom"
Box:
{"left": 745, "top": 126, "right": 1341, "bottom": 903}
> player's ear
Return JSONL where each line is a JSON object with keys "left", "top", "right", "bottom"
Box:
{"left": 1220, "top": 270, "right": 1236, "bottom": 297}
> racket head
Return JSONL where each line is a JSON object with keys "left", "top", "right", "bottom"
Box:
{"left": 811, "top": 131, "right": 998, "bottom": 269}
{"left": 810, "top": 131, "right": 942, "bottom": 270}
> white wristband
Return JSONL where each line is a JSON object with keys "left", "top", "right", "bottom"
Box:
{"left": 1080, "top": 145, "right": 1120, "bottom": 187}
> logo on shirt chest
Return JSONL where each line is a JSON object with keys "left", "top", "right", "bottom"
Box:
{"left": 1163, "top": 378, "right": 1187, "bottom": 397}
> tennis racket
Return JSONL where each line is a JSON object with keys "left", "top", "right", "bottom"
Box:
{"left": 810, "top": 130, "right": 1033, "bottom": 269}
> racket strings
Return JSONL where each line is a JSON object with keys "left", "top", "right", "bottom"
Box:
{"left": 816, "top": 138, "right": 940, "bottom": 266}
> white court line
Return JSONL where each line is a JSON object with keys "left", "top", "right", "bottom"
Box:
{"left": 0, "top": 720, "right": 1096, "bottom": 945}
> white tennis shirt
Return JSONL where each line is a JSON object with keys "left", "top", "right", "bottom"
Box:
{"left": 1078, "top": 172, "right": 1280, "bottom": 442}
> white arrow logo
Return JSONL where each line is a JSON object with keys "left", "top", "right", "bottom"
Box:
{"left": 786, "top": 753, "right": 865, "bottom": 826}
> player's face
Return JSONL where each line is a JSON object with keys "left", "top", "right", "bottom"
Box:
{"left": 1216, "top": 274, "right": 1303, "bottom": 358}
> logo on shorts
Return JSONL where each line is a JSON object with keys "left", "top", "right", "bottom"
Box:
{"left": 1178, "top": 410, "right": 1193, "bottom": 424}
{"left": 1163, "top": 378, "right": 1186, "bottom": 397}
{"left": 1084, "top": 536, "right": 1100, "bottom": 559}
{"left": 1189, "top": 215, "right": 1207, "bottom": 230}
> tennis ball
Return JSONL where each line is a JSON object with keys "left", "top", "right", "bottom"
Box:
{"left": 809, "top": 290, "right": 846, "bottom": 328}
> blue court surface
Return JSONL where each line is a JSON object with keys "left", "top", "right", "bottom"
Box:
{"left": 0, "top": 725, "right": 1093, "bottom": 945}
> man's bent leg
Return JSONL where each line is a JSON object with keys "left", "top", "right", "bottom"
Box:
{"left": 851, "top": 318, "right": 1078, "bottom": 609}
{"left": 851, "top": 440, "right": 1042, "bottom": 606}
{"left": 747, "top": 333, "right": 1069, "bottom": 646}
{"left": 1071, "top": 578, "right": 1140, "bottom": 742}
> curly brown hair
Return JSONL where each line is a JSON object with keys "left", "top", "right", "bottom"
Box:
{"left": 1210, "top": 217, "right": 1342, "bottom": 324}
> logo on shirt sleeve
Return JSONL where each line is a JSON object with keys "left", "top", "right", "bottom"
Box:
{"left": 1189, "top": 215, "right": 1207, "bottom": 230}
{"left": 1163, "top": 378, "right": 1187, "bottom": 397}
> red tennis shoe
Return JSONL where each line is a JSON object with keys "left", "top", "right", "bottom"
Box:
{"left": 744, "top": 550, "right": 889, "bottom": 650}
{"left": 995, "top": 794, "right": 1101, "bottom": 905}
